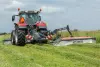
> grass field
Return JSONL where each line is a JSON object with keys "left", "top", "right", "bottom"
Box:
{"left": 0, "top": 31, "right": 100, "bottom": 67}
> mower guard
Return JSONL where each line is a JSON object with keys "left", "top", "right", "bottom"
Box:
{"left": 52, "top": 37, "right": 96, "bottom": 46}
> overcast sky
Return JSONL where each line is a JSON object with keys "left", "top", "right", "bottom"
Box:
{"left": 0, "top": 0, "right": 100, "bottom": 32}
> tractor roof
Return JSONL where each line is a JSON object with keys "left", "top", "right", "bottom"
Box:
{"left": 19, "top": 10, "right": 40, "bottom": 15}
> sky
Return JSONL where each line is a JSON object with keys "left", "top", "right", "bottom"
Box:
{"left": 0, "top": 0, "right": 100, "bottom": 32}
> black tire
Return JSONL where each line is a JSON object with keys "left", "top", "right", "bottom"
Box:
{"left": 15, "top": 30, "right": 26, "bottom": 46}
{"left": 11, "top": 30, "right": 16, "bottom": 45}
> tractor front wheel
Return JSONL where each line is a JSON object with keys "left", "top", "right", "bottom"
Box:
{"left": 11, "top": 30, "right": 16, "bottom": 45}
{"left": 15, "top": 30, "right": 26, "bottom": 46}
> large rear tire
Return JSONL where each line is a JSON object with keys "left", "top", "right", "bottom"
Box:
{"left": 15, "top": 30, "right": 26, "bottom": 46}
{"left": 11, "top": 30, "right": 16, "bottom": 45}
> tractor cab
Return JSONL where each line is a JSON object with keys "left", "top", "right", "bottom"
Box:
{"left": 12, "top": 10, "right": 47, "bottom": 32}
{"left": 18, "top": 11, "right": 41, "bottom": 25}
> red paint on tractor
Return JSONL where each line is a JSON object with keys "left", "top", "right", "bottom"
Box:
{"left": 26, "top": 35, "right": 33, "bottom": 40}
{"left": 46, "top": 35, "right": 53, "bottom": 40}
{"left": 36, "top": 21, "right": 47, "bottom": 27}
{"left": 17, "top": 22, "right": 27, "bottom": 27}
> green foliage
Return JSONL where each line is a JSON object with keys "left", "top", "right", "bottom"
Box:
{"left": 0, "top": 31, "right": 100, "bottom": 67}
{"left": 0, "top": 44, "right": 100, "bottom": 67}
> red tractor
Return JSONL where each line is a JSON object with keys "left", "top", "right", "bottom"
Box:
{"left": 11, "top": 9, "right": 50, "bottom": 46}
{"left": 10, "top": 9, "right": 96, "bottom": 46}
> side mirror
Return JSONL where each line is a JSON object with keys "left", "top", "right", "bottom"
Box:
{"left": 12, "top": 15, "right": 15, "bottom": 21}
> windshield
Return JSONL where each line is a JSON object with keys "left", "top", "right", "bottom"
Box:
{"left": 21, "top": 13, "right": 41, "bottom": 24}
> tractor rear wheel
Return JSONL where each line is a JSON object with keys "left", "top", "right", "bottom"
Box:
{"left": 11, "top": 30, "right": 16, "bottom": 45}
{"left": 15, "top": 30, "right": 26, "bottom": 46}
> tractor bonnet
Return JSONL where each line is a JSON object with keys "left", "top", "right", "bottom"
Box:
{"left": 36, "top": 21, "right": 47, "bottom": 28}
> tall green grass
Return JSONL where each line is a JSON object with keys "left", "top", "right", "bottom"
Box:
{"left": 0, "top": 43, "right": 100, "bottom": 67}
{"left": 0, "top": 31, "right": 100, "bottom": 67}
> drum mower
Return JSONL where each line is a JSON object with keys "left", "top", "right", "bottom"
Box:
{"left": 51, "top": 26, "right": 96, "bottom": 46}
{"left": 2, "top": 8, "right": 96, "bottom": 46}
